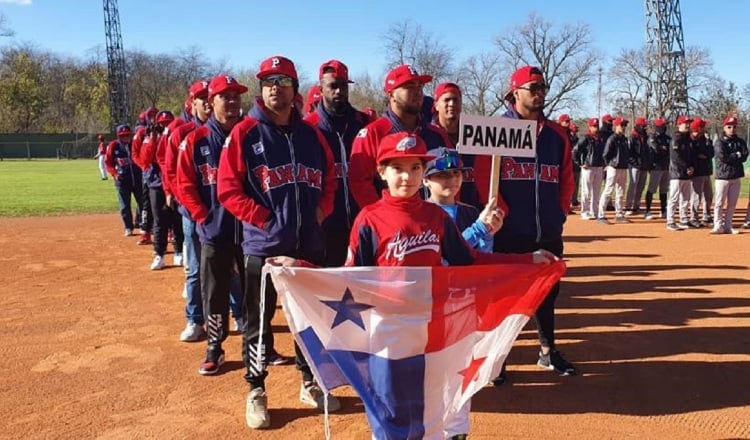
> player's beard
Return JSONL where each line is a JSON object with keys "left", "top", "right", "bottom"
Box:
{"left": 521, "top": 99, "right": 545, "bottom": 113}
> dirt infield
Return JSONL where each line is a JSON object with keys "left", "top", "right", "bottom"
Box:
{"left": 2, "top": 211, "right": 749, "bottom": 439}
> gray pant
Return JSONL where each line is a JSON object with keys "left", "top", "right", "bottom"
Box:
{"left": 667, "top": 179, "right": 692, "bottom": 224}
{"left": 714, "top": 178, "right": 741, "bottom": 231}
{"left": 626, "top": 167, "right": 648, "bottom": 212}
{"left": 599, "top": 166, "right": 627, "bottom": 218}
{"left": 580, "top": 166, "right": 603, "bottom": 217}
{"left": 690, "top": 175, "right": 713, "bottom": 222}
{"left": 647, "top": 169, "right": 669, "bottom": 194}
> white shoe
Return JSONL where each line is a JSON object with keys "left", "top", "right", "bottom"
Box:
{"left": 173, "top": 252, "right": 183, "bottom": 267}
{"left": 179, "top": 322, "right": 205, "bottom": 342}
{"left": 300, "top": 381, "right": 341, "bottom": 412}
{"left": 124, "top": 228, "right": 133, "bottom": 237}
{"left": 246, "top": 387, "right": 270, "bottom": 429}
{"left": 233, "top": 318, "right": 245, "bottom": 332}
{"left": 150, "top": 255, "right": 165, "bottom": 270}
{"left": 181, "top": 285, "right": 188, "bottom": 299}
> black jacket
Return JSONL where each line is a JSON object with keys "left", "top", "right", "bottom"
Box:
{"left": 713, "top": 135, "right": 748, "bottom": 180}
{"left": 669, "top": 131, "right": 694, "bottom": 180}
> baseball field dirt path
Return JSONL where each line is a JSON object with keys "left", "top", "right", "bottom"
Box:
{"left": 2, "top": 211, "right": 749, "bottom": 439}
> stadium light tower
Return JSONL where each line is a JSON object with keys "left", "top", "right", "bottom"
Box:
{"left": 103, "top": 0, "right": 130, "bottom": 129}
{"left": 645, "top": 0, "right": 689, "bottom": 119}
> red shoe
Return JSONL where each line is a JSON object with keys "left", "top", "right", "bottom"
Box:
{"left": 137, "top": 233, "right": 153, "bottom": 245}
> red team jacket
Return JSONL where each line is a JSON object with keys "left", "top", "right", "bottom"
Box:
{"left": 345, "top": 191, "right": 532, "bottom": 267}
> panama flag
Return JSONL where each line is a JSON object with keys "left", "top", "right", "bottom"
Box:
{"left": 266, "top": 260, "right": 565, "bottom": 439}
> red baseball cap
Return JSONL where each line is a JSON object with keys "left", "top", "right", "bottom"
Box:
{"left": 189, "top": 79, "right": 209, "bottom": 99}
{"left": 723, "top": 116, "right": 738, "bottom": 126}
{"left": 587, "top": 118, "right": 599, "bottom": 128}
{"left": 569, "top": 123, "right": 578, "bottom": 133}
{"left": 690, "top": 118, "right": 705, "bottom": 131}
{"left": 558, "top": 114, "right": 571, "bottom": 123}
{"left": 319, "top": 59, "right": 353, "bottom": 83}
{"left": 256, "top": 55, "right": 298, "bottom": 81}
{"left": 601, "top": 114, "right": 613, "bottom": 124}
{"left": 305, "top": 85, "right": 321, "bottom": 112}
{"left": 376, "top": 132, "right": 436, "bottom": 165}
{"left": 635, "top": 117, "right": 647, "bottom": 127}
{"left": 654, "top": 117, "right": 667, "bottom": 127}
{"left": 613, "top": 117, "right": 629, "bottom": 126}
{"left": 384, "top": 64, "right": 433, "bottom": 94}
{"left": 156, "top": 110, "right": 174, "bottom": 126}
{"left": 504, "top": 66, "right": 545, "bottom": 101}
{"left": 434, "top": 82, "right": 461, "bottom": 101}
{"left": 676, "top": 115, "right": 692, "bottom": 126}
{"left": 116, "top": 124, "right": 132, "bottom": 137}
{"left": 208, "top": 74, "right": 248, "bottom": 100}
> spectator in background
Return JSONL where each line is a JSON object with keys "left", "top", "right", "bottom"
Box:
{"left": 304, "top": 85, "right": 321, "bottom": 115}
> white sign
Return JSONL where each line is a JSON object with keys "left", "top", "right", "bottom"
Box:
{"left": 457, "top": 114, "right": 537, "bottom": 158}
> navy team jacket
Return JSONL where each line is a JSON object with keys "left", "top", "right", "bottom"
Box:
{"left": 304, "top": 101, "right": 369, "bottom": 232}
{"left": 175, "top": 115, "right": 242, "bottom": 246}
{"left": 217, "top": 99, "right": 337, "bottom": 261}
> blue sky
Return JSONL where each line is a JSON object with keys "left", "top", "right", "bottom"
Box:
{"left": 1, "top": 0, "right": 748, "bottom": 115}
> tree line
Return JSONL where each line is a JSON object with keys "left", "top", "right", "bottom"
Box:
{"left": 0, "top": 13, "right": 747, "bottom": 135}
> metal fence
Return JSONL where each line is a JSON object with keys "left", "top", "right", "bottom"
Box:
{"left": 0, "top": 133, "right": 110, "bottom": 160}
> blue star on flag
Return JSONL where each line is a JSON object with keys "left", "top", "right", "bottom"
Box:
{"left": 322, "top": 287, "right": 374, "bottom": 330}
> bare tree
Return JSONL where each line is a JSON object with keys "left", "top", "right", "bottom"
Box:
{"left": 381, "top": 19, "right": 455, "bottom": 94}
{"left": 457, "top": 52, "right": 507, "bottom": 116}
{"left": 606, "top": 45, "right": 717, "bottom": 121}
{"left": 348, "top": 72, "right": 386, "bottom": 114}
{"left": 493, "top": 12, "right": 599, "bottom": 115}
{"left": 607, "top": 47, "right": 655, "bottom": 120}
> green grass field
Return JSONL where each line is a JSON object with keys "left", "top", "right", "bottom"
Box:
{"left": 0, "top": 159, "right": 119, "bottom": 216}
{"left": 1, "top": 159, "right": 749, "bottom": 217}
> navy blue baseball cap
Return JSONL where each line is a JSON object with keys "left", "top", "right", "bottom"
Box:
{"left": 424, "top": 147, "right": 467, "bottom": 177}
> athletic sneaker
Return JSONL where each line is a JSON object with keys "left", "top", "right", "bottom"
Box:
{"left": 624, "top": 210, "right": 634, "bottom": 216}
{"left": 198, "top": 346, "right": 225, "bottom": 375}
{"left": 246, "top": 387, "right": 270, "bottom": 429}
{"left": 179, "top": 322, "right": 206, "bottom": 342}
{"left": 150, "top": 255, "right": 165, "bottom": 270}
{"left": 666, "top": 223, "right": 680, "bottom": 231}
{"left": 137, "top": 233, "right": 153, "bottom": 246}
{"left": 596, "top": 217, "right": 611, "bottom": 225}
{"left": 300, "top": 381, "right": 341, "bottom": 412}
{"left": 580, "top": 213, "right": 591, "bottom": 220}
{"left": 124, "top": 228, "right": 133, "bottom": 237}
{"left": 742, "top": 221, "right": 750, "bottom": 230}
{"left": 267, "top": 349, "right": 290, "bottom": 366}
{"left": 173, "top": 252, "right": 183, "bottom": 267}
{"left": 688, "top": 220, "right": 702, "bottom": 229}
{"left": 233, "top": 317, "right": 245, "bottom": 332}
{"left": 677, "top": 222, "right": 690, "bottom": 230}
{"left": 615, "top": 215, "right": 631, "bottom": 223}
{"left": 709, "top": 228, "right": 727, "bottom": 235}
{"left": 644, "top": 211, "right": 653, "bottom": 220}
{"left": 537, "top": 350, "right": 576, "bottom": 375}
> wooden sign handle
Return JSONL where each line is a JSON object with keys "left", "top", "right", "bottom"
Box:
{"left": 488, "top": 155, "right": 501, "bottom": 201}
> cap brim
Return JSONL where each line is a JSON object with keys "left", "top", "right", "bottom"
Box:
{"left": 378, "top": 153, "right": 436, "bottom": 164}
{"left": 425, "top": 166, "right": 469, "bottom": 177}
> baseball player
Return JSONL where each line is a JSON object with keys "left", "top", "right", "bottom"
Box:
{"left": 94, "top": 134, "right": 108, "bottom": 180}
{"left": 644, "top": 118, "right": 671, "bottom": 219}
{"left": 104, "top": 125, "right": 144, "bottom": 236}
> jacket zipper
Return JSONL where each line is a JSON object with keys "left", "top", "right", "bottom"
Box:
{"left": 336, "top": 132, "right": 352, "bottom": 228}
{"left": 285, "top": 133, "right": 302, "bottom": 251}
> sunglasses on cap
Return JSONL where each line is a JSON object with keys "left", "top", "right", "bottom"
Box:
{"left": 518, "top": 83, "right": 549, "bottom": 94}
{"left": 434, "top": 152, "right": 461, "bottom": 172}
{"left": 261, "top": 75, "right": 294, "bottom": 88}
